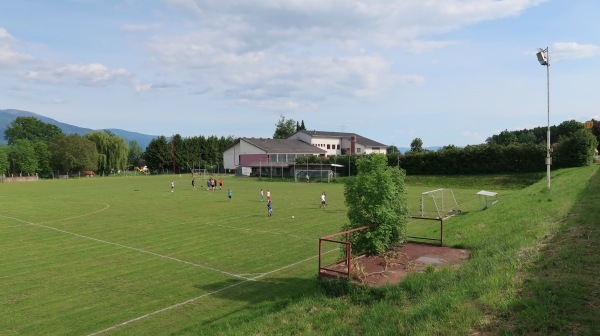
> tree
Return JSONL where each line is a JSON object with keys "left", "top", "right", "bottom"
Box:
{"left": 168, "top": 134, "right": 184, "bottom": 172}
{"left": 590, "top": 119, "right": 600, "bottom": 152}
{"left": 554, "top": 129, "right": 598, "bottom": 168}
{"left": 387, "top": 145, "right": 400, "bottom": 154}
{"left": 0, "top": 146, "right": 9, "bottom": 177}
{"left": 556, "top": 119, "right": 583, "bottom": 141}
{"left": 517, "top": 131, "right": 537, "bottom": 144}
{"left": 8, "top": 139, "right": 38, "bottom": 175}
{"left": 343, "top": 154, "right": 410, "bottom": 254}
{"left": 4, "top": 117, "right": 63, "bottom": 145}
{"left": 127, "top": 140, "right": 144, "bottom": 168}
{"left": 144, "top": 136, "right": 170, "bottom": 171}
{"left": 273, "top": 115, "right": 296, "bottom": 139}
{"left": 32, "top": 141, "right": 52, "bottom": 176}
{"left": 50, "top": 134, "right": 98, "bottom": 172}
{"left": 409, "top": 138, "right": 424, "bottom": 153}
{"left": 300, "top": 120, "right": 306, "bottom": 131}
{"left": 84, "top": 131, "right": 129, "bottom": 172}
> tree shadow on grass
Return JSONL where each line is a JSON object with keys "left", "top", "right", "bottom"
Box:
{"left": 189, "top": 275, "right": 321, "bottom": 330}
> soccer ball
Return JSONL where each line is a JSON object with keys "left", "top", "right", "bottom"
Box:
{"left": 292, "top": 216, "right": 295, "bottom": 219}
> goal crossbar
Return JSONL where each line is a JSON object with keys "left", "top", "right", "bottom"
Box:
{"left": 420, "top": 188, "right": 460, "bottom": 218}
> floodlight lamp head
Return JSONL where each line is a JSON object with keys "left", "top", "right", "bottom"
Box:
{"left": 536, "top": 48, "right": 549, "bottom": 66}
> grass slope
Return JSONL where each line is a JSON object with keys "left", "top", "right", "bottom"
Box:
{"left": 200, "top": 167, "right": 600, "bottom": 335}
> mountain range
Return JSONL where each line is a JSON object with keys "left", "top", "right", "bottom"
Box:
{"left": 0, "top": 109, "right": 158, "bottom": 149}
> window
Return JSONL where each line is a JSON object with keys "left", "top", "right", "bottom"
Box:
{"left": 288, "top": 154, "right": 296, "bottom": 161}
{"left": 337, "top": 144, "right": 340, "bottom": 149}
{"left": 357, "top": 148, "right": 362, "bottom": 153}
{"left": 277, "top": 154, "right": 286, "bottom": 162}
{"left": 327, "top": 144, "right": 331, "bottom": 149}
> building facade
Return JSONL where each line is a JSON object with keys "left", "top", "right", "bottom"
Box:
{"left": 287, "top": 130, "right": 387, "bottom": 156}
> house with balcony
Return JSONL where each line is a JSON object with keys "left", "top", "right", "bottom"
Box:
{"left": 287, "top": 130, "right": 387, "bottom": 156}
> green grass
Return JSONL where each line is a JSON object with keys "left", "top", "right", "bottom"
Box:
{"left": 0, "top": 169, "right": 598, "bottom": 335}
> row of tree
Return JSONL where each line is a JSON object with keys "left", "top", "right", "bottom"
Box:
{"left": 296, "top": 127, "right": 597, "bottom": 176}
{"left": 0, "top": 117, "right": 132, "bottom": 177}
{"left": 2, "top": 115, "right": 596, "bottom": 178}
{"left": 486, "top": 119, "right": 600, "bottom": 152}
{"left": 0, "top": 117, "right": 233, "bottom": 177}
{"left": 144, "top": 134, "right": 234, "bottom": 173}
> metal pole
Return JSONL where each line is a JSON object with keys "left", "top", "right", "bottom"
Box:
{"left": 546, "top": 50, "right": 551, "bottom": 190}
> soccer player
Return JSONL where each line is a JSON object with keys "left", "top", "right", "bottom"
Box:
{"left": 320, "top": 192, "right": 327, "bottom": 208}
{"left": 219, "top": 178, "right": 223, "bottom": 190}
{"left": 171, "top": 180, "right": 175, "bottom": 192}
{"left": 267, "top": 200, "right": 272, "bottom": 217}
{"left": 266, "top": 189, "right": 271, "bottom": 201}
{"left": 228, "top": 189, "right": 232, "bottom": 201}
{"left": 260, "top": 188, "right": 264, "bottom": 201}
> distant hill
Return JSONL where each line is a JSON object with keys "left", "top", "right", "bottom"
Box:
{"left": 0, "top": 109, "right": 158, "bottom": 149}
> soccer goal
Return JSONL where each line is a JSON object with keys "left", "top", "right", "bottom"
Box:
{"left": 192, "top": 169, "right": 207, "bottom": 176}
{"left": 295, "top": 169, "right": 333, "bottom": 183}
{"left": 419, "top": 188, "right": 461, "bottom": 219}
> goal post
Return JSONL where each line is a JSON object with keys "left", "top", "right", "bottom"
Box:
{"left": 295, "top": 169, "right": 333, "bottom": 183}
{"left": 192, "top": 169, "right": 207, "bottom": 176}
{"left": 419, "top": 188, "right": 461, "bottom": 218}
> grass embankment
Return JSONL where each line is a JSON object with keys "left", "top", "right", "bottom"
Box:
{"left": 404, "top": 172, "right": 546, "bottom": 190}
{"left": 202, "top": 167, "right": 600, "bottom": 335}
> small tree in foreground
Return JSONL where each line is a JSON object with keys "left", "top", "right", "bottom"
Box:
{"left": 343, "top": 154, "right": 410, "bottom": 254}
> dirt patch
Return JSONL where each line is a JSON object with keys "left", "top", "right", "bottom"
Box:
{"left": 322, "top": 243, "right": 470, "bottom": 287}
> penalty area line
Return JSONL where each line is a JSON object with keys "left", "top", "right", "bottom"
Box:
{"left": 87, "top": 249, "right": 337, "bottom": 336}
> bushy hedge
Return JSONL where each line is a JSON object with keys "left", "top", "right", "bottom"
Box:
{"left": 296, "top": 135, "right": 596, "bottom": 177}
{"left": 554, "top": 129, "right": 598, "bottom": 168}
{"left": 395, "top": 143, "right": 547, "bottom": 175}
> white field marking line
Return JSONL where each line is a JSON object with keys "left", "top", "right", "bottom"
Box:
{"left": 0, "top": 214, "right": 253, "bottom": 281}
{"left": 40, "top": 202, "right": 111, "bottom": 224}
{"left": 87, "top": 248, "right": 338, "bottom": 336}
{"left": 1, "top": 224, "right": 32, "bottom": 229}
{"left": 0, "top": 202, "right": 111, "bottom": 225}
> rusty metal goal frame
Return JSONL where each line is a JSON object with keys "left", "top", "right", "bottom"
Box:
{"left": 318, "top": 226, "right": 369, "bottom": 279}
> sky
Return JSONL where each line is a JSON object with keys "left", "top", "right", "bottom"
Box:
{"left": 1, "top": 0, "right": 599, "bottom": 148}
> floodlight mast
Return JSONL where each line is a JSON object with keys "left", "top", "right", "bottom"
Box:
{"left": 537, "top": 47, "right": 551, "bottom": 190}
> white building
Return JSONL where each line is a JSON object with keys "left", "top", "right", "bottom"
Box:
{"left": 287, "top": 130, "right": 387, "bottom": 156}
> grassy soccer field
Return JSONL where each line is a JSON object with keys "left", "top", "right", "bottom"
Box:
{"left": 0, "top": 173, "right": 510, "bottom": 335}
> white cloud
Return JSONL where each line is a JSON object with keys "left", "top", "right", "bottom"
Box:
{"left": 462, "top": 130, "right": 485, "bottom": 141}
{"left": 147, "top": 0, "right": 543, "bottom": 111}
{"left": 25, "top": 63, "right": 131, "bottom": 86}
{"left": 121, "top": 23, "right": 160, "bottom": 32}
{"left": 552, "top": 42, "right": 600, "bottom": 62}
{"left": 161, "top": 0, "right": 545, "bottom": 48}
{"left": 0, "top": 27, "right": 34, "bottom": 65}
{"left": 146, "top": 32, "right": 398, "bottom": 102}
{"left": 0, "top": 27, "right": 14, "bottom": 41}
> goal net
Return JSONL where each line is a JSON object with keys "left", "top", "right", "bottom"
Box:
{"left": 191, "top": 169, "right": 207, "bottom": 176}
{"left": 419, "top": 188, "right": 461, "bottom": 219}
{"left": 295, "top": 169, "right": 333, "bottom": 183}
